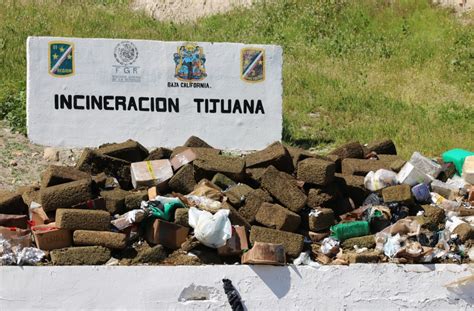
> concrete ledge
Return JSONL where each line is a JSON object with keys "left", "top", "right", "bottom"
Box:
{"left": 1, "top": 264, "right": 473, "bottom": 310}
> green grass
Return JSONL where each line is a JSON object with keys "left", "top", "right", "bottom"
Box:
{"left": 0, "top": 0, "right": 472, "bottom": 158}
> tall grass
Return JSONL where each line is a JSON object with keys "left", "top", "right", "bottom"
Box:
{"left": 0, "top": 0, "right": 472, "bottom": 157}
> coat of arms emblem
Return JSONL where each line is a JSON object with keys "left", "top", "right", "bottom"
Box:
{"left": 241, "top": 48, "right": 265, "bottom": 82}
{"left": 49, "top": 41, "right": 74, "bottom": 77}
{"left": 173, "top": 43, "right": 207, "bottom": 81}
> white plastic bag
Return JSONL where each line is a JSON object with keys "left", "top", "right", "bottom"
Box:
{"left": 321, "top": 237, "right": 339, "bottom": 256}
{"left": 364, "top": 169, "right": 397, "bottom": 191}
{"left": 383, "top": 233, "right": 402, "bottom": 258}
{"left": 293, "top": 251, "right": 320, "bottom": 267}
{"left": 188, "top": 207, "right": 231, "bottom": 248}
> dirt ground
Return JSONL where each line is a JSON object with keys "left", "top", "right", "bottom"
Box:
{"left": 0, "top": 120, "right": 82, "bottom": 191}
{"left": 132, "top": 0, "right": 258, "bottom": 22}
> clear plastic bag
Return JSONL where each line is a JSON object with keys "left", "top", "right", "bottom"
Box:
{"left": 364, "top": 169, "right": 397, "bottom": 191}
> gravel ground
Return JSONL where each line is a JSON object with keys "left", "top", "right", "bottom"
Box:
{"left": 0, "top": 120, "right": 82, "bottom": 191}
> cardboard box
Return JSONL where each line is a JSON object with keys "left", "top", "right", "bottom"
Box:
{"left": 71, "top": 198, "right": 106, "bottom": 210}
{"left": 131, "top": 160, "right": 173, "bottom": 189}
{"left": 146, "top": 219, "right": 189, "bottom": 249}
{"left": 462, "top": 156, "right": 474, "bottom": 184}
{"left": 170, "top": 149, "right": 197, "bottom": 171}
{"left": 0, "top": 214, "right": 28, "bottom": 229}
{"left": 218, "top": 226, "right": 249, "bottom": 256}
{"left": 241, "top": 242, "right": 286, "bottom": 265}
{"left": 0, "top": 226, "right": 31, "bottom": 248}
{"left": 32, "top": 223, "right": 72, "bottom": 251}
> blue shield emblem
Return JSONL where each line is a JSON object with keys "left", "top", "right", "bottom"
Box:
{"left": 49, "top": 41, "right": 74, "bottom": 77}
{"left": 174, "top": 43, "right": 207, "bottom": 81}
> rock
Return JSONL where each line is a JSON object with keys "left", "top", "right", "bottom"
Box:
{"left": 43, "top": 147, "right": 59, "bottom": 162}
{"left": 255, "top": 202, "right": 301, "bottom": 232}
{"left": 50, "top": 246, "right": 111, "bottom": 265}
{"left": 55, "top": 208, "right": 110, "bottom": 231}
{"left": 297, "top": 158, "right": 335, "bottom": 186}
{"left": 73, "top": 230, "right": 127, "bottom": 249}
{"left": 9, "top": 160, "right": 17, "bottom": 166}
{"left": 249, "top": 225, "right": 304, "bottom": 257}
{"left": 260, "top": 166, "right": 307, "bottom": 212}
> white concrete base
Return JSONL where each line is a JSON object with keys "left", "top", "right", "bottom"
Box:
{"left": 1, "top": 264, "right": 473, "bottom": 310}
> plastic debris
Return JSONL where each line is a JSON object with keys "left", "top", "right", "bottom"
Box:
{"left": 330, "top": 221, "right": 370, "bottom": 241}
{"left": 321, "top": 237, "right": 340, "bottom": 256}
{"left": 293, "top": 251, "right": 321, "bottom": 267}
{"left": 188, "top": 207, "right": 232, "bottom": 248}
{"left": 364, "top": 169, "right": 397, "bottom": 191}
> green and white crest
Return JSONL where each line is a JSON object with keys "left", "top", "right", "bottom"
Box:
{"left": 48, "top": 41, "right": 74, "bottom": 77}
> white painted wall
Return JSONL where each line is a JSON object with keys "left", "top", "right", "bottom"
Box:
{"left": 1, "top": 264, "right": 472, "bottom": 310}
{"left": 27, "top": 37, "right": 282, "bottom": 150}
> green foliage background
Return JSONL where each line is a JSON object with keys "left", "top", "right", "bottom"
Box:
{"left": 0, "top": 0, "right": 472, "bottom": 157}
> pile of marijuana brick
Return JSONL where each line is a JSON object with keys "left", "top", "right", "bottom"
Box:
{"left": 0, "top": 136, "right": 473, "bottom": 266}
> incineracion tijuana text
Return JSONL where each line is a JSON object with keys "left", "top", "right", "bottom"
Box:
{"left": 54, "top": 94, "right": 265, "bottom": 114}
